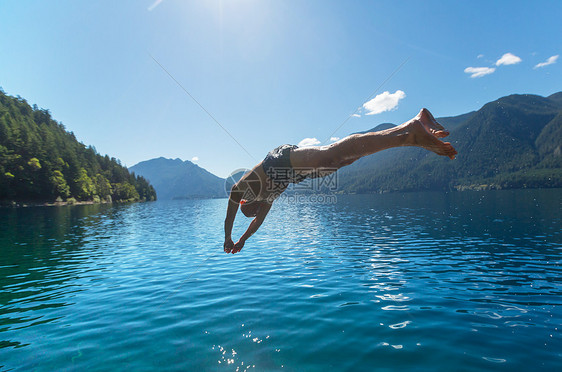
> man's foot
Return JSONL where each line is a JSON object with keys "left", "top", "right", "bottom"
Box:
{"left": 405, "top": 109, "right": 458, "bottom": 159}
{"left": 416, "top": 108, "right": 450, "bottom": 138}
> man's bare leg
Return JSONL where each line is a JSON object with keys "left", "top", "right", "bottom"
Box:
{"left": 290, "top": 108, "right": 457, "bottom": 170}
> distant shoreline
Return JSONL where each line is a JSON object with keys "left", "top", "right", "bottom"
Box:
{"left": 3, "top": 186, "right": 560, "bottom": 208}
{"left": 0, "top": 200, "right": 149, "bottom": 209}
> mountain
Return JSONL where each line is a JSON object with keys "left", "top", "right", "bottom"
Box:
{"left": 547, "top": 92, "right": 562, "bottom": 106}
{"left": 354, "top": 112, "right": 476, "bottom": 135}
{"left": 354, "top": 123, "right": 396, "bottom": 134}
{"left": 336, "top": 92, "right": 562, "bottom": 193}
{"left": 436, "top": 111, "right": 477, "bottom": 130}
{"left": 0, "top": 89, "right": 156, "bottom": 203}
{"left": 129, "top": 157, "right": 225, "bottom": 200}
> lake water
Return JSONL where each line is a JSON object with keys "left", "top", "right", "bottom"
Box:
{"left": 1, "top": 189, "right": 561, "bottom": 371}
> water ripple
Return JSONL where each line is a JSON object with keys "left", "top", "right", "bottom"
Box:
{"left": 1, "top": 190, "right": 561, "bottom": 370}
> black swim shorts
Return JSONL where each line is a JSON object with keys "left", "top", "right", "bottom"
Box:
{"left": 262, "top": 144, "right": 308, "bottom": 187}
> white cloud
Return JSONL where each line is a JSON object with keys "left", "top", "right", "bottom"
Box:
{"left": 352, "top": 113, "right": 361, "bottom": 118}
{"left": 191, "top": 156, "right": 199, "bottom": 162}
{"left": 363, "top": 90, "right": 406, "bottom": 115}
{"left": 495, "top": 53, "right": 522, "bottom": 66}
{"left": 298, "top": 137, "right": 321, "bottom": 147}
{"left": 464, "top": 66, "right": 496, "bottom": 78}
{"left": 148, "top": 0, "right": 164, "bottom": 11}
{"left": 477, "top": 54, "right": 484, "bottom": 59}
{"left": 330, "top": 137, "right": 340, "bottom": 142}
{"left": 534, "top": 55, "right": 559, "bottom": 69}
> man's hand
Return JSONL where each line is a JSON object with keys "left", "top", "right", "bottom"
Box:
{"left": 232, "top": 239, "right": 245, "bottom": 254}
{"left": 224, "top": 237, "right": 234, "bottom": 253}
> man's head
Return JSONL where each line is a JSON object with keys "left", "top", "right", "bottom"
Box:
{"left": 240, "top": 199, "right": 265, "bottom": 217}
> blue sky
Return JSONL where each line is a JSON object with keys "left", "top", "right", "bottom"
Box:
{"left": 1, "top": 0, "right": 560, "bottom": 177}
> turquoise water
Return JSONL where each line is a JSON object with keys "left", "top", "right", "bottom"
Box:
{"left": 1, "top": 190, "right": 561, "bottom": 371}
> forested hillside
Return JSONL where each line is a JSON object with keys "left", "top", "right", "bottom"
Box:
{"left": 0, "top": 89, "right": 156, "bottom": 204}
{"left": 336, "top": 92, "right": 562, "bottom": 193}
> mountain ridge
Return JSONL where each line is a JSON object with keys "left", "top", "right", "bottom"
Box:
{"left": 336, "top": 92, "right": 562, "bottom": 193}
{"left": 129, "top": 157, "right": 225, "bottom": 200}
{"left": 131, "top": 91, "right": 562, "bottom": 199}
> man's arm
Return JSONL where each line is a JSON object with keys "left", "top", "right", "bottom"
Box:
{"left": 224, "top": 184, "right": 242, "bottom": 252}
{"left": 231, "top": 202, "right": 272, "bottom": 254}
